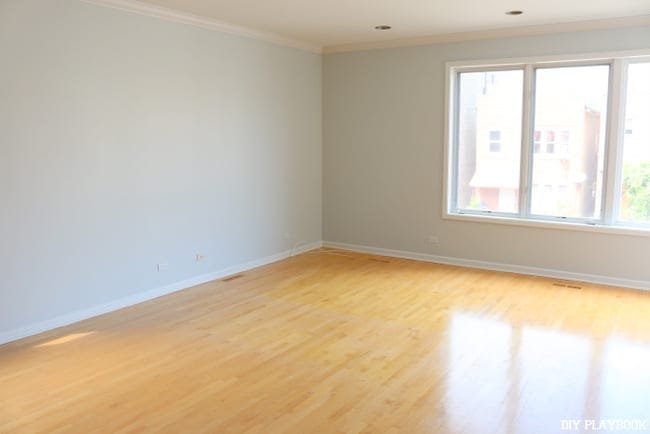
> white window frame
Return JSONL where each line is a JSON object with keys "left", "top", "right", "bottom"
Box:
{"left": 443, "top": 49, "right": 650, "bottom": 237}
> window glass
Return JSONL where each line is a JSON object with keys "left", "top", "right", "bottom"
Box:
{"left": 530, "top": 65, "right": 609, "bottom": 219}
{"left": 456, "top": 70, "right": 523, "bottom": 213}
{"left": 619, "top": 62, "right": 650, "bottom": 224}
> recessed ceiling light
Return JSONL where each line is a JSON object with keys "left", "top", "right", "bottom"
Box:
{"left": 505, "top": 10, "right": 524, "bottom": 15}
{"left": 374, "top": 25, "right": 392, "bottom": 30}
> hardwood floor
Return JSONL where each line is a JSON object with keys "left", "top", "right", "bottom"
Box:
{"left": 1, "top": 248, "right": 650, "bottom": 433}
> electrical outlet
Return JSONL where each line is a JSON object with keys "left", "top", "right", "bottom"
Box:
{"left": 157, "top": 263, "right": 169, "bottom": 272}
{"left": 283, "top": 232, "right": 291, "bottom": 241}
{"left": 195, "top": 254, "right": 205, "bottom": 262}
{"left": 428, "top": 235, "right": 440, "bottom": 244}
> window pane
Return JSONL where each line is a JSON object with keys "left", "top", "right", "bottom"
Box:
{"left": 530, "top": 65, "right": 609, "bottom": 219}
{"left": 619, "top": 62, "right": 650, "bottom": 224}
{"left": 456, "top": 70, "right": 523, "bottom": 213}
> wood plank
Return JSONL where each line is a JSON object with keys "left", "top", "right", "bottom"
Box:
{"left": 1, "top": 248, "right": 649, "bottom": 433}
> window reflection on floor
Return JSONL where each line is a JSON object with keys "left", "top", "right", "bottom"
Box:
{"left": 444, "top": 312, "right": 650, "bottom": 433}
{"left": 446, "top": 312, "right": 511, "bottom": 433}
{"left": 516, "top": 326, "right": 591, "bottom": 434}
{"left": 600, "top": 337, "right": 650, "bottom": 420}
{"left": 445, "top": 312, "right": 604, "bottom": 434}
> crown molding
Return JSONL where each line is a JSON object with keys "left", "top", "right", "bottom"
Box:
{"left": 80, "top": 0, "right": 322, "bottom": 54}
{"left": 77, "top": 1, "right": 650, "bottom": 56}
{"left": 323, "top": 14, "right": 650, "bottom": 54}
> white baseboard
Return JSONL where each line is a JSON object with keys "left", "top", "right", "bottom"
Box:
{"left": 0, "top": 241, "right": 322, "bottom": 346}
{"left": 5, "top": 238, "right": 645, "bottom": 346}
{"left": 323, "top": 241, "right": 650, "bottom": 292}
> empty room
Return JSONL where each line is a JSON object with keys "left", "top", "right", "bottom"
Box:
{"left": 2, "top": 0, "right": 650, "bottom": 432}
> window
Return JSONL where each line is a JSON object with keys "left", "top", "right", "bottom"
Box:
{"left": 533, "top": 129, "right": 568, "bottom": 155}
{"left": 530, "top": 65, "right": 609, "bottom": 219}
{"left": 489, "top": 130, "right": 502, "bottom": 152}
{"left": 533, "top": 131, "right": 542, "bottom": 153}
{"left": 558, "top": 131, "right": 570, "bottom": 155}
{"left": 545, "top": 131, "right": 556, "bottom": 154}
{"left": 619, "top": 62, "right": 650, "bottom": 224}
{"left": 455, "top": 70, "right": 523, "bottom": 213}
{"left": 445, "top": 52, "right": 650, "bottom": 232}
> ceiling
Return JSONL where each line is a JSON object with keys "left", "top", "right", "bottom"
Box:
{"left": 122, "top": 0, "right": 650, "bottom": 50}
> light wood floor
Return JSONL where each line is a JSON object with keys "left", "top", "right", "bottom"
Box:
{"left": 2, "top": 248, "right": 650, "bottom": 434}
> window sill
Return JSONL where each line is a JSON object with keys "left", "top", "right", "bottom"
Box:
{"left": 443, "top": 212, "right": 650, "bottom": 238}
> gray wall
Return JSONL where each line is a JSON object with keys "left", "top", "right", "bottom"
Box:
{"left": 2, "top": 1, "right": 649, "bottom": 338}
{"left": 0, "top": 0, "right": 322, "bottom": 334}
{"left": 323, "top": 25, "right": 650, "bottom": 281}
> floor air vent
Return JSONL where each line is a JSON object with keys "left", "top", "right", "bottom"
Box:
{"left": 552, "top": 282, "right": 582, "bottom": 290}
{"left": 222, "top": 274, "right": 244, "bottom": 282}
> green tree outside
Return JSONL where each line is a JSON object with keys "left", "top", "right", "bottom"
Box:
{"left": 621, "top": 162, "right": 650, "bottom": 223}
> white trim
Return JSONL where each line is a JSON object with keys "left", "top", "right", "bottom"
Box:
{"left": 0, "top": 241, "right": 322, "bottom": 346}
{"left": 520, "top": 64, "right": 534, "bottom": 217}
{"left": 445, "top": 49, "right": 650, "bottom": 69}
{"left": 323, "top": 241, "right": 650, "bottom": 291}
{"left": 78, "top": 1, "right": 650, "bottom": 55}
{"left": 443, "top": 212, "right": 650, "bottom": 237}
{"left": 323, "top": 15, "right": 650, "bottom": 54}
{"left": 80, "top": 0, "right": 322, "bottom": 54}
{"left": 442, "top": 64, "right": 454, "bottom": 217}
{"left": 603, "top": 58, "right": 626, "bottom": 225}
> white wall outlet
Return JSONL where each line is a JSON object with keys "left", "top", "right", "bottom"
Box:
{"left": 428, "top": 235, "right": 440, "bottom": 244}
{"left": 156, "top": 263, "right": 169, "bottom": 272}
{"left": 283, "top": 232, "right": 291, "bottom": 241}
{"left": 195, "top": 254, "right": 205, "bottom": 262}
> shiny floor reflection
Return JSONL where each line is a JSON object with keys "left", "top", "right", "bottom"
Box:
{"left": 1, "top": 248, "right": 649, "bottom": 433}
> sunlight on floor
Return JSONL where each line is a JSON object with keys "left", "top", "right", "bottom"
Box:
{"left": 35, "top": 332, "right": 96, "bottom": 348}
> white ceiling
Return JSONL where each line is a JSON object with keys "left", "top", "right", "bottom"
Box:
{"left": 122, "top": 0, "right": 650, "bottom": 50}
